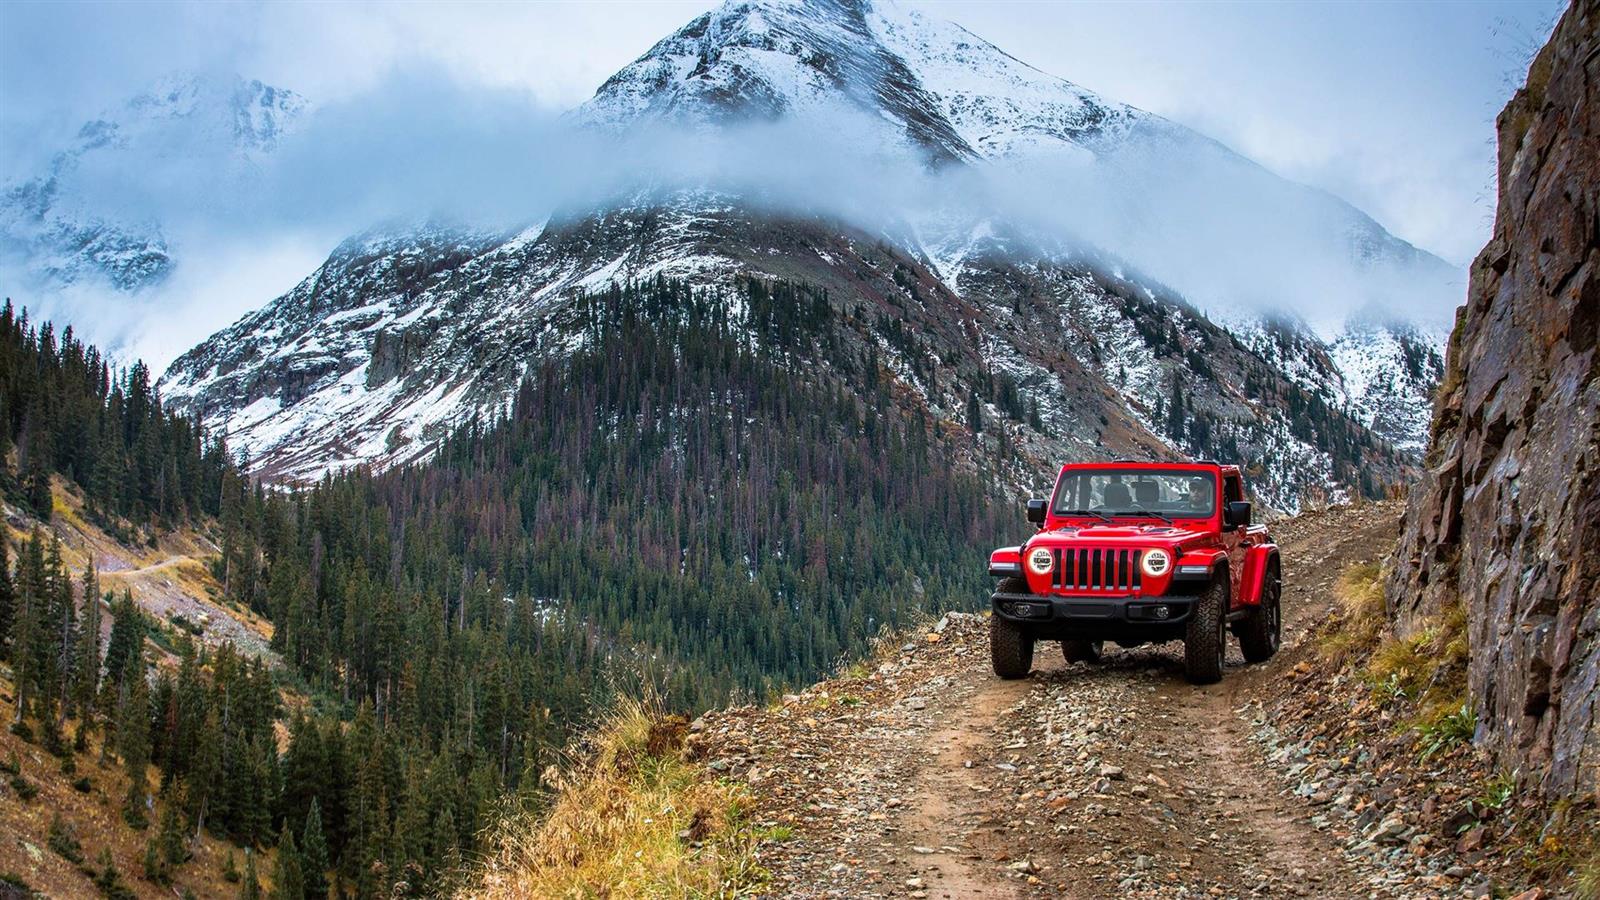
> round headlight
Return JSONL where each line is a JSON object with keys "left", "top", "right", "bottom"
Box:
{"left": 1141, "top": 549, "right": 1172, "bottom": 578}
{"left": 1026, "top": 547, "right": 1054, "bottom": 575}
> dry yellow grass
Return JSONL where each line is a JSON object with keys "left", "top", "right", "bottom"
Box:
{"left": 1577, "top": 848, "right": 1600, "bottom": 900}
{"left": 1310, "top": 554, "right": 1470, "bottom": 711}
{"left": 460, "top": 695, "right": 766, "bottom": 899}
{"left": 1317, "top": 561, "right": 1387, "bottom": 664}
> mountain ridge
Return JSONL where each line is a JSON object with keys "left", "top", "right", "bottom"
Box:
{"left": 152, "top": 0, "right": 1440, "bottom": 508}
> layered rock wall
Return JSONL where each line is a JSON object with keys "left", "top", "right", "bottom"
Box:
{"left": 1388, "top": 0, "right": 1599, "bottom": 796}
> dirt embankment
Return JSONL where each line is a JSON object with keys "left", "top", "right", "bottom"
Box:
{"left": 685, "top": 501, "right": 1565, "bottom": 899}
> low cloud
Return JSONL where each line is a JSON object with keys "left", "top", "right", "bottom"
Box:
{"left": 3, "top": 66, "right": 1465, "bottom": 371}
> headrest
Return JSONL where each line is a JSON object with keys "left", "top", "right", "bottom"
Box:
{"left": 1102, "top": 482, "right": 1132, "bottom": 508}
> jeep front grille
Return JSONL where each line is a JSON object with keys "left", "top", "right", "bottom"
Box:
{"left": 1051, "top": 548, "right": 1144, "bottom": 592}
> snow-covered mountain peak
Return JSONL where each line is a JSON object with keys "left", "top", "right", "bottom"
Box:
{"left": 579, "top": 0, "right": 1142, "bottom": 164}
{"left": 863, "top": 1, "right": 1141, "bottom": 158}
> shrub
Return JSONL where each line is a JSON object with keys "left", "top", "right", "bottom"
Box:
{"left": 1475, "top": 772, "right": 1517, "bottom": 812}
{"left": 1417, "top": 703, "right": 1476, "bottom": 762}
{"left": 94, "top": 849, "right": 138, "bottom": 900}
{"left": 48, "top": 813, "right": 84, "bottom": 864}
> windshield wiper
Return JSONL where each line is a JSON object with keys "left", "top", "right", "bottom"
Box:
{"left": 1060, "top": 509, "right": 1112, "bottom": 523}
{"left": 1118, "top": 510, "right": 1174, "bottom": 525}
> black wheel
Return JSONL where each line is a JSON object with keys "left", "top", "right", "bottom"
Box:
{"left": 991, "top": 577, "right": 1034, "bottom": 679}
{"left": 1237, "top": 558, "right": 1282, "bottom": 663}
{"left": 1062, "top": 638, "right": 1103, "bottom": 664}
{"left": 1184, "top": 575, "right": 1228, "bottom": 685}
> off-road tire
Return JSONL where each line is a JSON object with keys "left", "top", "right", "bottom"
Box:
{"left": 991, "top": 577, "right": 1034, "bottom": 679}
{"left": 1062, "top": 638, "right": 1104, "bottom": 664}
{"left": 1236, "top": 558, "right": 1282, "bottom": 663}
{"left": 1184, "top": 575, "right": 1228, "bottom": 685}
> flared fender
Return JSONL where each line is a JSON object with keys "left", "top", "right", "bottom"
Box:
{"left": 1238, "top": 544, "right": 1279, "bottom": 605}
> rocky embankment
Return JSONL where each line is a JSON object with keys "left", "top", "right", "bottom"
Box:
{"left": 681, "top": 502, "right": 1567, "bottom": 898}
{"left": 1388, "top": 0, "right": 1598, "bottom": 799}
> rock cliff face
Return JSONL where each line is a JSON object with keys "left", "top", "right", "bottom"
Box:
{"left": 1388, "top": 0, "right": 1599, "bottom": 797}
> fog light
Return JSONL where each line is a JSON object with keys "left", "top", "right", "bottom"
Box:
{"left": 1151, "top": 605, "right": 1170, "bottom": 619}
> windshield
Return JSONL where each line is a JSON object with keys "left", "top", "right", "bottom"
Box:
{"left": 1052, "top": 469, "right": 1216, "bottom": 518}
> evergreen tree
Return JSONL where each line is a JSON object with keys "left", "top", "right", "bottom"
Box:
{"left": 239, "top": 850, "right": 261, "bottom": 900}
{"left": 94, "top": 847, "right": 134, "bottom": 900}
{"left": 270, "top": 826, "right": 304, "bottom": 900}
{"left": 157, "top": 802, "right": 189, "bottom": 868}
{"left": 142, "top": 834, "right": 169, "bottom": 884}
{"left": 0, "top": 536, "right": 12, "bottom": 658}
{"left": 10, "top": 529, "right": 45, "bottom": 725}
{"left": 25, "top": 450, "right": 52, "bottom": 520}
{"left": 119, "top": 670, "right": 152, "bottom": 828}
{"left": 71, "top": 565, "right": 102, "bottom": 746}
{"left": 1167, "top": 372, "right": 1186, "bottom": 442}
{"left": 45, "top": 537, "right": 76, "bottom": 738}
{"left": 101, "top": 590, "right": 144, "bottom": 692}
{"left": 189, "top": 707, "right": 224, "bottom": 838}
{"left": 302, "top": 799, "right": 331, "bottom": 900}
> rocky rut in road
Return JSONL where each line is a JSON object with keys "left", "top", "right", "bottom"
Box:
{"left": 690, "top": 502, "right": 1404, "bottom": 898}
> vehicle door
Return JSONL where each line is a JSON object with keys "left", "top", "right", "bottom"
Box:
{"left": 1222, "top": 473, "right": 1247, "bottom": 607}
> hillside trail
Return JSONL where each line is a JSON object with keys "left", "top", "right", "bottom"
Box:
{"left": 101, "top": 555, "right": 187, "bottom": 576}
{"left": 710, "top": 502, "right": 1402, "bottom": 898}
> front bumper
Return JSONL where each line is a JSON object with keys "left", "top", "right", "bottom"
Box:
{"left": 991, "top": 590, "right": 1196, "bottom": 629}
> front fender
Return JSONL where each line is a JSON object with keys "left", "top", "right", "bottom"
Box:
{"left": 989, "top": 546, "right": 1022, "bottom": 577}
{"left": 1170, "top": 549, "right": 1225, "bottom": 591}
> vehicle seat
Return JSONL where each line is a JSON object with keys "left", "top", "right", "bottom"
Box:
{"left": 1102, "top": 483, "right": 1132, "bottom": 508}
{"left": 1133, "top": 482, "right": 1159, "bottom": 505}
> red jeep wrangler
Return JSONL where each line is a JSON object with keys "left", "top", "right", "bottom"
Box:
{"left": 988, "top": 462, "right": 1281, "bottom": 684}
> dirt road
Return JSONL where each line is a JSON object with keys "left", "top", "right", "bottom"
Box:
{"left": 694, "top": 502, "right": 1404, "bottom": 898}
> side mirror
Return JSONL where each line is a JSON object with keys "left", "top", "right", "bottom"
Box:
{"left": 1026, "top": 498, "right": 1048, "bottom": 525}
{"left": 1224, "top": 501, "right": 1252, "bottom": 529}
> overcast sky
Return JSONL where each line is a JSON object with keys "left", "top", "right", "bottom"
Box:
{"left": 1, "top": 0, "right": 1562, "bottom": 268}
